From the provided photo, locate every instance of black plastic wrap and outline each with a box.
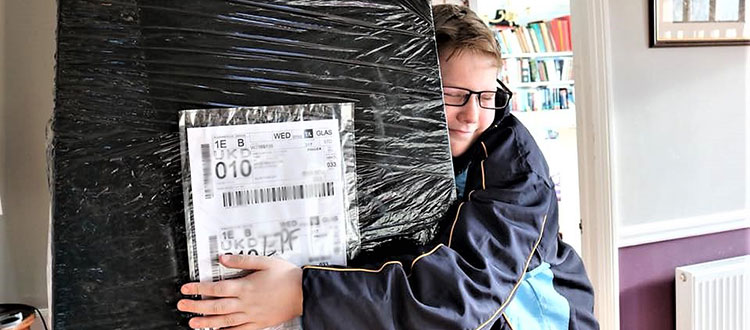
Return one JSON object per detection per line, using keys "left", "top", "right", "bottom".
{"left": 51, "top": 1, "right": 454, "bottom": 329}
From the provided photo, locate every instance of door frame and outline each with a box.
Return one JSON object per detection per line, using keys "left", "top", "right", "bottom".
{"left": 570, "top": 0, "right": 620, "bottom": 329}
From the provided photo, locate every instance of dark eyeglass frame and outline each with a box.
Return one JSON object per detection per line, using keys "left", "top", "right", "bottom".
{"left": 442, "top": 79, "right": 513, "bottom": 110}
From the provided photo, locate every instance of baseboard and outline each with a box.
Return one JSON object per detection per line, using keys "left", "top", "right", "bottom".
{"left": 618, "top": 209, "right": 750, "bottom": 247}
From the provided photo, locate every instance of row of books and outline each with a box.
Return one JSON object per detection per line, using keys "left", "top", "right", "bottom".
{"left": 502, "top": 57, "right": 573, "bottom": 84}
{"left": 494, "top": 16, "right": 572, "bottom": 54}
{"left": 510, "top": 87, "right": 574, "bottom": 112}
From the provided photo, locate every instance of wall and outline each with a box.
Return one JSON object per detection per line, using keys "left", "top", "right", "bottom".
{"left": 0, "top": 0, "right": 15, "bottom": 303}
{"left": 474, "top": 0, "right": 569, "bottom": 24}
{"left": 608, "top": 0, "right": 750, "bottom": 329}
{"left": 619, "top": 229, "right": 750, "bottom": 330}
{"left": 0, "top": 0, "right": 57, "bottom": 308}
{"left": 609, "top": 0, "right": 748, "bottom": 229}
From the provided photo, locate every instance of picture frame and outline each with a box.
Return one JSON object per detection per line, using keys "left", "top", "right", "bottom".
{"left": 650, "top": 0, "right": 750, "bottom": 47}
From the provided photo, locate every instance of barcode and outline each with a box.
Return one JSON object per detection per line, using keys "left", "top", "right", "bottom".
{"left": 209, "top": 235, "right": 221, "bottom": 282}
{"left": 201, "top": 144, "right": 213, "bottom": 199}
{"left": 188, "top": 219, "right": 199, "bottom": 280}
{"left": 222, "top": 182, "right": 335, "bottom": 208}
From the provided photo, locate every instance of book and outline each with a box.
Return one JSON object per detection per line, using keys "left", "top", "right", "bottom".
{"left": 494, "top": 29, "right": 509, "bottom": 54}
{"left": 527, "top": 91, "right": 535, "bottom": 111}
{"left": 563, "top": 58, "right": 574, "bottom": 80}
{"left": 533, "top": 88, "right": 545, "bottom": 111}
{"left": 516, "top": 28, "right": 531, "bottom": 53}
{"left": 529, "top": 59, "right": 539, "bottom": 82}
{"left": 491, "top": 15, "right": 575, "bottom": 113}
{"left": 529, "top": 23, "right": 547, "bottom": 53}
{"left": 502, "top": 57, "right": 573, "bottom": 86}
{"left": 554, "top": 59, "right": 564, "bottom": 81}
{"left": 536, "top": 59, "right": 548, "bottom": 81}
{"left": 554, "top": 19, "right": 566, "bottom": 51}
{"left": 544, "top": 21, "right": 557, "bottom": 52}
{"left": 553, "top": 86, "right": 560, "bottom": 109}
{"left": 539, "top": 22, "right": 555, "bottom": 52}
{"left": 510, "top": 87, "right": 575, "bottom": 112}
{"left": 548, "top": 18, "right": 563, "bottom": 52}
{"left": 521, "top": 59, "right": 531, "bottom": 83}
{"left": 560, "top": 16, "right": 572, "bottom": 51}
{"left": 544, "top": 59, "right": 557, "bottom": 81}
{"left": 506, "top": 29, "right": 522, "bottom": 54}
{"left": 522, "top": 26, "right": 537, "bottom": 53}
{"left": 528, "top": 23, "right": 543, "bottom": 52}
{"left": 559, "top": 88, "right": 569, "bottom": 109}
{"left": 494, "top": 16, "right": 572, "bottom": 55}
{"left": 501, "top": 58, "right": 520, "bottom": 86}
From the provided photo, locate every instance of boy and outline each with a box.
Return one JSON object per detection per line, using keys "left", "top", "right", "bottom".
{"left": 178, "top": 5, "right": 598, "bottom": 329}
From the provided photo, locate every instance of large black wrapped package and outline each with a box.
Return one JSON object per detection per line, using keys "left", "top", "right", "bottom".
{"left": 51, "top": 1, "right": 454, "bottom": 329}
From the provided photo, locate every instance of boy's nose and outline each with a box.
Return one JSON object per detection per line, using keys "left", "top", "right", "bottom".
{"left": 457, "top": 95, "right": 481, "bottom": 123}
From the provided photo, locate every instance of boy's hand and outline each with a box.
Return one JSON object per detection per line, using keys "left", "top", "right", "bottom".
{"left": 178, "top": 255, "right": 303, "bottom": 330}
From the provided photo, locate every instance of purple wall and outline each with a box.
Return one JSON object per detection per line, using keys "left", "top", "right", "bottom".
{"left": 619, "top": 228, "right": 750, "bottom": 330}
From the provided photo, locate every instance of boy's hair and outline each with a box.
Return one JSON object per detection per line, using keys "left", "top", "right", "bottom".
{"left": 432, "top": 4, "right": 502, "bottom": 66}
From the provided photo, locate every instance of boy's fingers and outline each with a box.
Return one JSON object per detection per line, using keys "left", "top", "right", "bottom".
{"left": 188, "top": 312, "right": 251, "bottom": 329}
{"left": 220, "top": 254, "right": 273, "bottom": 270}
{"left": 181, "top": 279, "right": 242, "bottom": 297}
{"left": 177, "top": 297, "right": 242, "bottom": 315}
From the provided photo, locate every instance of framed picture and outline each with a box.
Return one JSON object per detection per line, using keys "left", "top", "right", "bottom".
{"left": 650, "top": 0, "right": 750, "bottom": 47}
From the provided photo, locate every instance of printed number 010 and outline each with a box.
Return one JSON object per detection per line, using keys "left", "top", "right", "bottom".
{"left": 215, "top": 160, "right": 252, "bottom": 179}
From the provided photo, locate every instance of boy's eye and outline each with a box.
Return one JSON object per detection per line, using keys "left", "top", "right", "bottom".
{"left": 443, "top": 88, "right": 468, "bottom": 97}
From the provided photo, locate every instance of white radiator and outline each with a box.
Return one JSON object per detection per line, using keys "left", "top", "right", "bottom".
{"left": 675, "top": 255, "right": 750, "bottom": 330}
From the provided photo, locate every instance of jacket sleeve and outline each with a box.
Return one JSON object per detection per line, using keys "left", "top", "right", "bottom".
{"left": 301, "top": 163, "right": 554, "bottom": 330}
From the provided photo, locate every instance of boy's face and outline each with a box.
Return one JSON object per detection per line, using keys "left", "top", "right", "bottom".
{"left": 439, "top": 50, "right": 499, "bottom": 157}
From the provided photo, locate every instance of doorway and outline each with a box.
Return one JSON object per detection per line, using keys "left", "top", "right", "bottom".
{"left": 471, "top": 0, "right": 583, "bottom": 254}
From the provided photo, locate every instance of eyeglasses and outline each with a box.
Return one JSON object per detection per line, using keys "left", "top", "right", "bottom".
{"left": 442, "top": 80, "right": 513, "bottom": 110}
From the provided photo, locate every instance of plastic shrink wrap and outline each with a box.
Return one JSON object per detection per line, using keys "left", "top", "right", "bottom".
{"left": 50, "top": 1, "right": 454, "bottom": 329}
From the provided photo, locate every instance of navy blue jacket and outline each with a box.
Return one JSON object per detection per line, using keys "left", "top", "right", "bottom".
{"left": 301, "top": 106, "right": 599, "bottom": 329}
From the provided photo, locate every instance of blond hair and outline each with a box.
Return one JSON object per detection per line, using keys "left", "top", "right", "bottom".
{"left": 432, "top": 4, "right": 503, "bottom": 66}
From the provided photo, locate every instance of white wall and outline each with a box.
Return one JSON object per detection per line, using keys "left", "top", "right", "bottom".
{"left": 609, "top": 0, "right": 749, "bottom": 236}
{"left": 0, "top": 0, "right": 56, "bottom": 308}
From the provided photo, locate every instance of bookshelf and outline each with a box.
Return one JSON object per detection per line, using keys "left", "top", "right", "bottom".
{"left": 492, "top": 17, "right": 575, "bottom": 114}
